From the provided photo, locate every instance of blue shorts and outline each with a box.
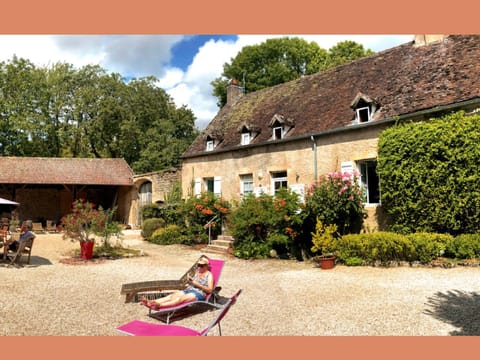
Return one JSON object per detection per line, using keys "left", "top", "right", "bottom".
{"left": 183, "top": 289, "right": 206, "bottom": 301}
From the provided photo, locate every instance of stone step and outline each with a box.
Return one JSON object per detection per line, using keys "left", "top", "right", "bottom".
{"left": 216, "top": 234, "right": 234, "bottom": 241}
{"left": 210, "top": 239, "right": 232, "bottom": 247}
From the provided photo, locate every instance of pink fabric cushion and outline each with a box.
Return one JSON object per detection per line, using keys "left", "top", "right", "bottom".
{"left": 116, "top": 320, "right": 201, "bottom": 336}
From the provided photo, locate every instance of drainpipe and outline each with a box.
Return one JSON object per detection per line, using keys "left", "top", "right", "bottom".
{"left": 311, "top": 135, "right": 318, "bottom": 182}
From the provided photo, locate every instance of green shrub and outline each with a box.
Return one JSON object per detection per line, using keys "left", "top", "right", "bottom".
{"left": 232, "top": 241, "right": 270, "bottom": 259}
{"left": 406, "top": 233, "right": 451, "bottom": 264}
{"left": 344, "top": 256, "right": 364, "bottom": 266}
{"left": 228, "top": 189, "right": 305, "bottom": 259}
{"left": 445, "top": 233, "right": 480, "bottom": 259}
{"left": 141, "top": 204, "right": 161, "bottom": 220}
{"left": 141, "top": 218, "right": 166, "bottom": 239}
{"left": 150, "top": 224, "right": 189, "bottom": 245}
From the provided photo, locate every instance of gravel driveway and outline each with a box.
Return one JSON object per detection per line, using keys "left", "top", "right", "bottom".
{"left": 1, "top": 230, "right": 480, "bottom": 336}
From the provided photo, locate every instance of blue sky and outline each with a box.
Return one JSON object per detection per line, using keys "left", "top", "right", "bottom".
{"left": 0, "top": 34, "right": 413, "bottom": 129}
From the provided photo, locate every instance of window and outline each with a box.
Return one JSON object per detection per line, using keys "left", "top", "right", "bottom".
{"left": 240, "top": 174, "right": 254, "bottom": 195}
{"left": 241, "top": 132, "right": 251, "bottom": 145}
{"left": 271, "top": 171, "right": 288, "bottom": 195}
{"left": 273, "top": 126, "right": 283, "bottom": 140}
{"left": 204, "top": 176, "right": 221, "bottom": 196}
{"left": 204, "top": 177, "right": 214, "bottom": 193}
{"left": 206, "top": 140, "right": 214, "bottom": 151}
{"left": 356, "top": 106, "right": 371, "bottom": 123}
{"left": 358, "top": 160, "right": 380, "bottom": 204}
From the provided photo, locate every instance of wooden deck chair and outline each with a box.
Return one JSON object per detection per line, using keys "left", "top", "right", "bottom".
{"left": 45, "top": 220, "right": 57, "bottom": 233}
{"left": 144, "top": 257, "right": 225, "bottom": 324}
{"left": 7, "top": 234, "right": 35, "bottom": 266}
{"left": 120, "top": 255, "right": 211, "bottom": 303}
{"left": 116, "top": 289, "right": 242, "bottom": 336}
{"left": 32, "top": 222, "right": 44, "bottom": 233}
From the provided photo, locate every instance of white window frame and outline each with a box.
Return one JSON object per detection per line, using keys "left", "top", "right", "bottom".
{"left": 356, "top": 106, "right": 371, "bottom": 123}
{"left": 357, "top": 160, "right": 380, "bottom": 205}
{"left": 273, "top": 126, "right": 283, "bottom": 140}
{"left": 271, "top": 171, "right": 288, "bottom": 195}
{"left": 240, "top": 174, "right": 254, "bottom": 195}
{"left": 213, "top": 176, "right": 222, "bottom": 197}
{"left": 194, "top": 178, "right": 202, "bottom": 196}
{"left": 206, "top": 140, "right": 214, "bottom": 151}
{"left": 241, "top": 132, "right": 251, "bottom": 145}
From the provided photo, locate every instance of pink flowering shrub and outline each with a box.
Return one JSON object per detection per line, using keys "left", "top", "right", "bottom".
{"left": 61, "top": 199, "right": 107, "bottom": 243}
{"left": 304, "top": 171, "right": 366, "bottom": 235}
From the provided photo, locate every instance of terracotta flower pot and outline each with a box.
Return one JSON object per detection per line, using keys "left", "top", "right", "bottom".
{"left": 315, "top": 255, "right": 336, "bottom": 270}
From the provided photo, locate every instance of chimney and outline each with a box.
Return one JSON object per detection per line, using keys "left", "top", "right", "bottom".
{"left": 414, "top": 35, "right": 446, "bottom": 47}
{"left": 226, "top": 78, "right": 244, "bottom": 106}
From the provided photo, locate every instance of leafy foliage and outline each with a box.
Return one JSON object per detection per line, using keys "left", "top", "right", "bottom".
{"left": 377, "top": 111, "right": 480, "bottom": 235}
{"left": 141, "top": 218, "right": 166, "bottom": 239}
{"left": 212, "top": 37, "right": 374, "bottom": 107}
{"left": 61, "top": 199, "right": 114, "bottom": 243}
{"left": 150, "top": 224, "right": 190, "bottom": 245}
{"left": 183, "top": 192, "right": 230, "bottom": 242}
{"left": 310, "top": 219, "right": 338, "bottom": 256}
{"left": 228, "top": 189, "right": 305, "bottom": 259}
{"left": 0, "top": 57, "right": 199, "bottom": 173}
{"left": 304, "top": 171, "right": 367, "bottom": 236}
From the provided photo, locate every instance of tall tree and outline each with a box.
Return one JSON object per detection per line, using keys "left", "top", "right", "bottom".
{"left": 0, "top": 57, "right": 199, "bottom": 174}
{"left": 211, "top": 37, "right": 374, "bottom": 108}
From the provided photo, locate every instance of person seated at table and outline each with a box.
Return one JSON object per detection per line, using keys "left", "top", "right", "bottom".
{"left": 2, "top": 221, "right": 34, "bottom": 255}
{"left": 140, "top": 257, "right": 214, "bottom": 309}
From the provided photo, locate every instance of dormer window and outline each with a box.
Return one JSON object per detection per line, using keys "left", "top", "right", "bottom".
{"left": 350, "top": 92, "right": 380, "bottom": 124}
{"left": 269, "top": 114, "right": 295, "bottom": 140}
{"left": 237, "top": 123, "right": 260, "bottom": 145}
{"left": 203, "top": 130, "right": 224, "bottom": 152}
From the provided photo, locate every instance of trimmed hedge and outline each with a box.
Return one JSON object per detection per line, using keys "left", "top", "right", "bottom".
{"left": 377, "top": 111, "right": 480, "bottom": 235}
{"left": 334, "top": 231, "right": 480, "bottom": 266}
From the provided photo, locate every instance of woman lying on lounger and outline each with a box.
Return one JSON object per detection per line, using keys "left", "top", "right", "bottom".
{"left": 141, "top": 257, "right": 214, "bottom": 309}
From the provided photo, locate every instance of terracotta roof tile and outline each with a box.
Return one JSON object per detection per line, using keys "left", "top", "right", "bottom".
{"left": 183, "top": 35, "right": 480, "bottom": 157}
{"left": 0, "top": 157, "right": 134, "bottom": 185}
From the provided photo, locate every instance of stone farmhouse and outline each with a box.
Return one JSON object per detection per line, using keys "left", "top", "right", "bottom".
{"left": 180, "top": 35, "right": 480, "bottom": 230}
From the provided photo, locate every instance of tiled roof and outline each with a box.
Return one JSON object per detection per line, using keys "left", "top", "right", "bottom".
{"left": 183, "top": 35, "right": 480, "bottom": 157}
{"left": 0, "top": 157, "right": 134, "bottom": 186}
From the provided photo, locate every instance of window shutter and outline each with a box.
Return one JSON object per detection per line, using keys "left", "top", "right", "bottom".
{"left": 194, "top": 178, "right": 201, "bottom": 196}
{"left": 213, "top": 176, "right": 222, "bottom": 196}
{"left": 341, "top": 161, "right": 354, "bottom": 177}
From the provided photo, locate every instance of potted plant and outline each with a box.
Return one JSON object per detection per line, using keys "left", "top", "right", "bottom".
{"left": 61, "top": 199, "right": 108, "bottom": 260}
{"left": 311, "top": 218, "right": 338, "bottom": 270}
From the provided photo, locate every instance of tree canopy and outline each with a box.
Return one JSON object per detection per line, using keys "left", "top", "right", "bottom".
{"left": 211, "top": 37, "right": 374, "bottom": 107}
{"left": 0, "top": 56, "right": 199, "bottom": 173}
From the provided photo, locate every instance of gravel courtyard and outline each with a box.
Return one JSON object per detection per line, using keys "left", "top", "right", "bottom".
{"left": 1, "top": 230, "right": 480, "bottom": 336}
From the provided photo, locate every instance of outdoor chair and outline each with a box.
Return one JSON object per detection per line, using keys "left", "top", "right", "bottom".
{"left": 32, "top": 222, "right": 44, "bottom": 233}
{"left": 45, "top": 220, "right": 57, "bottom": 232}
{"left": 120, "top": 255, "right": 214, "bottom": 303}
{"left": 143, "top": 257, "right": 225, "bottom": 323}
{"left": 6, "top": 233, "right": 35, "bottom": 266}
{"left": 116, "top": 289, "right": 242, "bottom": 336}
